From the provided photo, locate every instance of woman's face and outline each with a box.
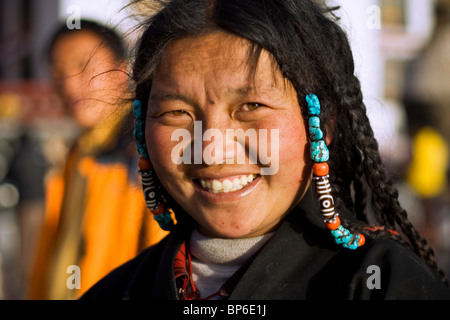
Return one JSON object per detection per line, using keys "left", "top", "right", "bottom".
{"left": 146, "top": 32, "right": 311, "bottom": 238}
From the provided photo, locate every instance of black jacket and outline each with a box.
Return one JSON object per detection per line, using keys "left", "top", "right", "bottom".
{"left": 81, "top": 188, "right": 450, "bottom": 300}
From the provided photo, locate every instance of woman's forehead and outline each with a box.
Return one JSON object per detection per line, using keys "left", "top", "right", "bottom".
{"left": 153, "top": 32, "right": 287, "bottom": 93}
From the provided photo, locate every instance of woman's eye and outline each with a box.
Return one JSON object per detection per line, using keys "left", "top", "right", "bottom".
{"left": 166, "top": 110, "right": 189, "bottom": 117}
{"left": 241, "top": 103, "right": 264, "bottom": 111}
{"left": 151, "top": 109, "right": 192, "bottom": 125}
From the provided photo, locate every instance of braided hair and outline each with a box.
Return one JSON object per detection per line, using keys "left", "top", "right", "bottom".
{"left": 129, "top": 0, "right": 447, "bottom": 284}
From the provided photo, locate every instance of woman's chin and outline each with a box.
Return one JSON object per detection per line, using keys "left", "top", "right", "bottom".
{"left": 196, "top": 218, "right": 272, "bottom": 239}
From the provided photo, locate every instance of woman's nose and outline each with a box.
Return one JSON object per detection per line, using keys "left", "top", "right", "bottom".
{"left": 203, "top": 132, "right": 246, "bottom": 165}
{"left": 196, "top": 121, "right": 246, "bottom": 166}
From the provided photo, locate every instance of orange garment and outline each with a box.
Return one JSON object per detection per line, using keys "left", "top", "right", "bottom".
{"left": 28, "top": 109, "right": 168, "bottom": 300}
{"left": 78, "top": 158, "right": 167, "bottom": 291}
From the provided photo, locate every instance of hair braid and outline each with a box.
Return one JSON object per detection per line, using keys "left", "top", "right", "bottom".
{"left": 334, "top": 76, "right": 447, "bottom": 284}
{"left": 351, "top": 153, "right": 370, "bottom": 222}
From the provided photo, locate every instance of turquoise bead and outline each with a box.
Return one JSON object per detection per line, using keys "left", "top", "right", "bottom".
{"left": 311, "top": 140, "right": 329, "bottom": 162}
{"left": 309, "top": 116, "right": 323, "bottom": 140}
{"left": 133, "top": 99, "right": 150, "bottom": 159}
{"left": 154, "top": 210, "right": 174, "bottom": 231}
{"left": 309, "top": 116, "right": 320, "bottom": 128}
{"left": 306, "top": 94, "right": 321, "bottom": 115}
{"left": 133, "top": 100, "right": 143, "bottom": 117}
{"left": 330, "top": 225, "right": 361, "bottom": 250}
{"left": 331, "top": 225, "right": 352, "bottom": 244}
{"left": 343, "top": 234, "right": 361, "bottom": 250}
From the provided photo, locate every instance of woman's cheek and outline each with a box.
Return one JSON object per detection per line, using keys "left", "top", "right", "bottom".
{"left": 282, "top": 123, "right": 307, "bottom": 159}
{"left": 277, "top": 120, "right": 310, "bottom": 184}
{"left": 270, "top": 117, "right": 307, "bottom": 159}
{"left": 145, "top": 123, "right": 178, "bottom": 168}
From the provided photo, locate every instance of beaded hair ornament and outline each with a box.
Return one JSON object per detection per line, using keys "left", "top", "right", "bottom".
{"left": 133, "top": 99, "right": 174, "bottom": 231}
{"left": 306, "top": 94, "right": 365, "bottom": 250}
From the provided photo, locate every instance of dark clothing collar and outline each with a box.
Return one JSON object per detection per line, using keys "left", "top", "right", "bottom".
{"left": 81, "top": 186, "right": 450, "bottom": 300}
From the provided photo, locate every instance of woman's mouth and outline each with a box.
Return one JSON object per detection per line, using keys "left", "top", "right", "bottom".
{"left": 196, "top": 174, "right": 259, "bottom": 193}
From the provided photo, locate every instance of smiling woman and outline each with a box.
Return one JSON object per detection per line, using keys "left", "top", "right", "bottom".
{"left": 144, "top": 32, "right": 307, "bottom": 239}
{"left": 80, "top": 0, "right": 450, "bottom": 300}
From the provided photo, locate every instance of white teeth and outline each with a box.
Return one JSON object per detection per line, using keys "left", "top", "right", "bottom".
{"left": 232, "top": 178, "right": 241, "bottom": 190}
{"left": 199, "top": 174, "right": 258, "bottom": 193}
{"left": 222, "top": 180, "right": 232, "bottom": 193}
{"left": 212, "top": 180, "right": 222, "bottom": 192}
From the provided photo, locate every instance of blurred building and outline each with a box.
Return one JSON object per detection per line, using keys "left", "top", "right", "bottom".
{"left": 0, "top": 0, "right": 60, "bottom": 299}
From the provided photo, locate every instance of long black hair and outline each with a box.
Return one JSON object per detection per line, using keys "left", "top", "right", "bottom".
{"left": 130, "top": 0, "right": 447, "bottom": 284}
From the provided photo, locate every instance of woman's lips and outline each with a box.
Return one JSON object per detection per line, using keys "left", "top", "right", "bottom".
{"left": 198, "top": 174, "right": 258, "bottom": 193}
{"left": 193, "top": 174, "right": 261, "bottom": 200}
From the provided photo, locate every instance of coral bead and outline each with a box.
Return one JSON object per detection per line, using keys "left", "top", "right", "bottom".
{"left": 138, "top": 157, "right": 152, "bottom": 171}
{"left": 313, "top": 162, "right": 329, "bottom": 176}
{"left": 325, "top": 216, "right": 341, "bottom": 230}
{"left": 358, "top": 234, "right": 365, "bottom": 247}
{"left": 151, "top": 204, "right": 165, "bottom": 215}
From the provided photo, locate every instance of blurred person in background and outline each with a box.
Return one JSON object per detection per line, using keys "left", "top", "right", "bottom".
{"left": 28, "top": 19, "right": 167, "bottom": 300}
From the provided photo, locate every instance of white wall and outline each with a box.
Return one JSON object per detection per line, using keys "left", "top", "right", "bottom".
{"left": 58, "top": 0, "right": 136, "bottom": 34}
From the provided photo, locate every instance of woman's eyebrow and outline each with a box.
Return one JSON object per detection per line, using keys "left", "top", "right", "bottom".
{"left": 226, "top": 83, "right": 280, "bottom": 98}
{"left": 149, "top": 83, "right": 276, "bottom": 108}
{"left": 228, "top": 85, "right": 255, "bottom": 95}
{"left": 225, "top": 85, "right": 275, "bottom": 98}
{"left": 149, "top": 92, "right": 199, "bottom": 108}
{"left": 149, "top": 86, "right": 257, "bottom": 104}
